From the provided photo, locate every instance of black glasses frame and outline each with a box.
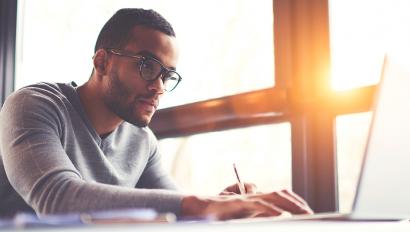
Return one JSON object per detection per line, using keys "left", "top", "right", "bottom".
{"left": 105, "top": 48, "right": 182, "bottom": 92}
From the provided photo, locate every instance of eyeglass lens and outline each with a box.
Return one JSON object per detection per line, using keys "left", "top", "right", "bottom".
{"left": 140, "top": 58, "right": 180, "bottom": 91}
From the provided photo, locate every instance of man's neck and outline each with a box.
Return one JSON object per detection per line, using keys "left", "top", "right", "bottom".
{"left": 77, "top": 81, "right": 123, "bottom": 137}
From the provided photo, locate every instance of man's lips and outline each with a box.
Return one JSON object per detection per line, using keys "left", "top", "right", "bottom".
{"left": 138, "top": 98, "right": 159, "bottom": 110}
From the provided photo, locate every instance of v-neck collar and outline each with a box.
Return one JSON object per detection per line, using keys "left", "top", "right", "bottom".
{"left": 63, "top": 82, "right": 103, "bottom": 145}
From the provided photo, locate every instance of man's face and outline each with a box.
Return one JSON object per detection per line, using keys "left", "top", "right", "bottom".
{"left": 102, "top": 26, "right": 179, "bottom": 127}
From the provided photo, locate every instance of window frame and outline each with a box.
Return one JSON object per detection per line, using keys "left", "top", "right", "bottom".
{"left": 0, "top": 0, "right": 17, "bottom": 107}
{"left": 150, "top": 0, "right": 376, "bottom": 212}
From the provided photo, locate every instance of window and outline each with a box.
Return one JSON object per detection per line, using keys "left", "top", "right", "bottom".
{"left": 329, "top": 0, "right": 410, "bottom": 90}
{"left": 329, "top": 0, "right": 410, "bottom": 211}
{"left": 15, "top": 0, "right": 274, "bottom": 108}
{"left": 159, "top": 123, "right": 292, "bottom": 195}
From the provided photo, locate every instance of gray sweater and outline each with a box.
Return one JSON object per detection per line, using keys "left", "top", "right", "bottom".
{"left": 0, "top": 82, "right": 184, "bottom": 217}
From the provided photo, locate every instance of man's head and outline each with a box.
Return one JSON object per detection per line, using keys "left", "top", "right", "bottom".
{"left": 94, "top": 8, "right": 175, "bottom": 53}
{"left": 92, "top": 8, "right": 180, "bottom": 127}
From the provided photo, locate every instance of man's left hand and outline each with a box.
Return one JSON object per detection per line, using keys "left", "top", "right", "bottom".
{"left": 220, "top": 182, "right": 258, "bottom": 195}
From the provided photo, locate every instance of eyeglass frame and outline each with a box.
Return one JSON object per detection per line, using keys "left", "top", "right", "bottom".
{"left": 104, "top": 48, "right": 182, "bottom": 92}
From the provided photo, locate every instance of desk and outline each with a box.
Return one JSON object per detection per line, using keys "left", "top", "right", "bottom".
{"left": 2, "top": 220, "right": 409, "bottom": 232}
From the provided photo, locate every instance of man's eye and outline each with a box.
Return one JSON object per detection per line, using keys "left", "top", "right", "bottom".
{"left": 167, "top": 76, "right": 178, "bottom": 81}
{"left": 143, "top": 60, "right": 162, "bottom": 73}
{"left": 141, "top": 61, "right": 154, "bottom": 70}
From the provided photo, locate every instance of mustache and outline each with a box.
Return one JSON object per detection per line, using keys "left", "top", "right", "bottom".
{"left": 137, "top": 92, "right": 160, "bottom": 108}
{"left": 140, "top": 92, "right": 157, "bottom": 99}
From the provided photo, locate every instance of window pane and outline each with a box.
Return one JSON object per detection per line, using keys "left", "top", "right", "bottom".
{"left": 159, "top": 123, "right": 291, "bottom": 195}
{"left": 336, "top": 112, "right": 372, "bottom": 212}
{"left": 329, "top": 0, "right": 410, "bottom": 90}
{"left": 15, "top": 0, "right": 274, "bottom": 108}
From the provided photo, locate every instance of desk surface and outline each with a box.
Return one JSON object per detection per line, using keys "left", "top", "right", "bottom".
{"left": 2, "top": 220, "right": 410, "bottom": 232}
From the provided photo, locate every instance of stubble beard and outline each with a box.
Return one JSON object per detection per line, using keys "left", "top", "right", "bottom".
{"left": 103, "top": 70, "right": 151, "bottom": 127}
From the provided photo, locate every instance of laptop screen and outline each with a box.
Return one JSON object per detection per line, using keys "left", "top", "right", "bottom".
{"left": 353, "top": 56, "right": 410, "bottom": 219}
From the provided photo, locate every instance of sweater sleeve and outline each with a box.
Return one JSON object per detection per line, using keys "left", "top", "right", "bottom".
{"left": 0, "top": 89, "right": 184, "bottom": 216}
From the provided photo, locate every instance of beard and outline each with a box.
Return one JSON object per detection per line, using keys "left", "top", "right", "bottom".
{"left": 103, "top": 69, "right": 153, "bottom": 127}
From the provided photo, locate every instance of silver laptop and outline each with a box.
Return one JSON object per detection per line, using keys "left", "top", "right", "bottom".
{"left": 346, "top": 55, "right": 410, "bottom": 220}
{"left": 232, "top": 56, "right": 410, "bottom": 223}
{"left": 295, "top": 55, "right": 410, "bottom": 221}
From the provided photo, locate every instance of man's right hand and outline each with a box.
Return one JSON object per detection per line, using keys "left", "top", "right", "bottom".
{"left": 181, "top": 189, "right": 313, "bottom": 221}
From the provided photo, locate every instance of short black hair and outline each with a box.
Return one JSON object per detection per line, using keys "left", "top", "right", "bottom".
{"left": 94, "top": 8, "right": 175, "bottom": 53}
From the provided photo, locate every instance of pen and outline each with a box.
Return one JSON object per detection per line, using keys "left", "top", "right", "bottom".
{"left": 233, "top": 163, "right": 246, "bottom": 195}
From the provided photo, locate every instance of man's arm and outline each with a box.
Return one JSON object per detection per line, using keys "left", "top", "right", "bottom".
{"left": 0, "top": 90, "right": 183, "bottom": 216}
{"left": 0, "top": 89, "right": 313, "bottom": 220}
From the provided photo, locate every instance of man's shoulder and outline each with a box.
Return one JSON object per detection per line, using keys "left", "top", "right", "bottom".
{"left": 6, "top": 82, "right": 73, "bottom": 105}
{"left": 1, "top": 82, "right": 75, "bottom": 118}
{"left": 15, "top": 82, "right": 69, "bottom": 98}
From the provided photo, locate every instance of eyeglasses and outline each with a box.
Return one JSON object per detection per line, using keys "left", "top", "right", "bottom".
{"left": 105, "top": 48, "right": 182, "bottom": 92}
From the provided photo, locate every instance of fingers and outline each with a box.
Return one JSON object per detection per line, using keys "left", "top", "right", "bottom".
{"left": 220, "top": 182, "right": 258, "bottom": 195}
{"left": 247, "top": 199, "right": 284, "bottom": 217}
{"left": 220, "top": 183, "right": 238, "bottom": 194}
{"left": 272, "top": 190, "right": 312, "bottom": 214}
{"left": 244, "top": 183, "right": 258, "bottom": 194}
{"left": 250, "top": 190, "right": 313, "bottom": 215}
{"left": 217, "top": 198, "right": 284, "bottom": 220}
{"left": 219, "top": 191, "right": 236, "bottom": 196}
{"left": 280, "top": 189, "right": 314, "bottom": 214}
{"left": 219, "top": 185, "right": 313, "bottom": 217}
{"left": 182, "top": 195, "right": 291, "bottom": 221}
{"left": 252, "top": 210, "right": 292, "bottom": 219}
{"left": 242, "top": 200, "right": 285, "bottom": 219}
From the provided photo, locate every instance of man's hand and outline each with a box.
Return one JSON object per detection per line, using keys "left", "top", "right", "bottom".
{"left": 248, "top": 189, "right": 314, "bottom": 215}
{"left": 220, "top": 182, "right": 258, "bottom": 195}
{"left": 181, "top": 189, "right": 313, "bottom": 221}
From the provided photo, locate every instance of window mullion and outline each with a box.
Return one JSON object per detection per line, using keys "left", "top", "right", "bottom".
{"left": 274, "top": 0, "right": 336, "bottom": 212}
{"left": 0, "top": 0, "right": 17, "bottom": 107}
{"left": 151, "top": 88, "right": 287, "bottom": 139}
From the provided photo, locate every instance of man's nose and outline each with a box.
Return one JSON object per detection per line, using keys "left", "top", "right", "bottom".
{"left": 147, "top": 75, "right": 165, "bottom": 94}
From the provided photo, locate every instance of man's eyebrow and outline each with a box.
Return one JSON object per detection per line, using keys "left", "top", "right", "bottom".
{"left": 137, "top": 50, "right": 176, "bottom": 70}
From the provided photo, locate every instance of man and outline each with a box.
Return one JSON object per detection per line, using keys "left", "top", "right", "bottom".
{"left": 0, "top": 8, "right": 312, "bottom": 220}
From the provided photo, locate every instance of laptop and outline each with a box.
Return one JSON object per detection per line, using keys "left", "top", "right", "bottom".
{"left": 232, "top": 56, "right": 410, "bottom": 223}
{"left": 297, "top": 56, "right": 410, "bottom": 221}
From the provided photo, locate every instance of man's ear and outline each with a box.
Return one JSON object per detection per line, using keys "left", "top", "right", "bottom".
{"left": 93, "top": 49, "right": 109, "bottom": 76}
